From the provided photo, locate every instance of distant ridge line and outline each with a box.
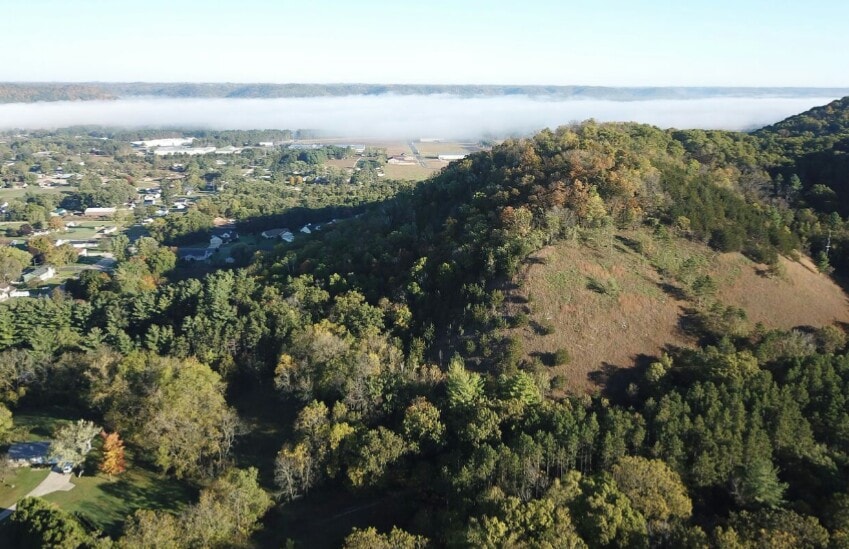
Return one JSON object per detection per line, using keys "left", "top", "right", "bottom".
{"left": 1, "top": 82, "right": 848, "bottom": 104}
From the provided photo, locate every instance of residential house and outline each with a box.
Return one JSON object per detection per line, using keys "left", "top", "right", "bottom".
{"left": 178, "top": 248, "right": 213, "bottom": 262}
{"left": 262, "top": 228, "right": 289, "bottom": 239}
{"left": 22, "top": 265, "right": 56, "bottom": 284}
{"left": 7, "top": 441, "right": 52, "bottom": 466}
{"left": 0, "top": 285, "right": 30, "bottom": 301}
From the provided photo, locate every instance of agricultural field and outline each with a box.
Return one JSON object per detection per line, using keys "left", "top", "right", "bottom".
{"left": 412, "top": 140, "right": 482, "bottom": 157}
{"left": 382, "top": 162, "right": 440, "bottom": 180}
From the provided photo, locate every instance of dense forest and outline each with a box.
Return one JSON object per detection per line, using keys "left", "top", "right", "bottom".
{"left": 2, "top": 82, "right": 849, "bottom": 103}
{"left": 1, "top": 99, "right": 849, "bottom": 547}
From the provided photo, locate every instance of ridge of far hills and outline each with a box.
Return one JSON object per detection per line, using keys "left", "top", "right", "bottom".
{"left": 1, "top": 82, "right": 849, "bottom": 103}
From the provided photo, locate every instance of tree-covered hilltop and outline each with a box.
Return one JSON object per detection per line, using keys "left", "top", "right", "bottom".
{"left": 0, "top": 83, "right": 116, "bottom": 103}
{"left": 2, "top": 82, "right": 849, "bottom": 102}
{"left": 755, "top": 96, "right": 849, "bottom": 213}
{"left": 757, "top": 96, "right": 849, "bottom": 139}
{"left": 2, "top": 103, "right": 849, "bottom": 546}
{"left": 753, "top": 96, "right": 849, "bottom": 270}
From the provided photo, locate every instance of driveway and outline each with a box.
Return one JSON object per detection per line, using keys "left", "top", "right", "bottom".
{"left": 0, "top": 470, "right": 76, "bottom": 521}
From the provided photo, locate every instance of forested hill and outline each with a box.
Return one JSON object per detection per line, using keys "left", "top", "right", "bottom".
{"left": 2, "top": 82, "right": 849, "bottom": 102}
{"left": 757, "top": 95, "right": 849, "bottom": 138}
{"left": 3, "top": 109, "right": 849, "bottom": 547}
{"left": 0, "top": 83, "right": 115, "bottom": 103}
{"left": 754, "top": 96, "right": 849, "bottom": 224}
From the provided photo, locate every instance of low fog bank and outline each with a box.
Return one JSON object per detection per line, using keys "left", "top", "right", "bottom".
{"left": 0, "top": 95, "right": 839, "bottom": 137}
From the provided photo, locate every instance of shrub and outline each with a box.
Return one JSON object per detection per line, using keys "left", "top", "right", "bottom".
{"left": 551, "top": 375, "right": 568, "bottom": 391}
{"left": 511, "top": 312, "right": 530, "bottom": 328}
{"left": 553, "top": 348, "right": 571, "bottom": 366}
{"left": 587, "top": 276, "right": 621, "bottom": 297}
{"left": 538, "top": 321, "right": 556, "bottom": 335}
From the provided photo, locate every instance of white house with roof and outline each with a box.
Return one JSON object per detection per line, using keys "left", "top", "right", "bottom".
{"left": 0, "top": 286, "right": 30, "bottom": 301}
{"left": 22, "top": 265, "right": 55, "bottom": 284}
{"left": 261, "top": 228, "right": 295, "bottom": 242}
{"left": 178, "top": 248, "right": 213, "bottom": 262}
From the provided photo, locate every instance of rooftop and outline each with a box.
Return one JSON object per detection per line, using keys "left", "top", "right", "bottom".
{"left": 8, "top": 441, "right": 50, "bottom": 461}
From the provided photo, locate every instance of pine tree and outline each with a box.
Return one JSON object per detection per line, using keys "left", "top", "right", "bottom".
{"left": 100, "top": 431, "right": 127, "bottom": 478}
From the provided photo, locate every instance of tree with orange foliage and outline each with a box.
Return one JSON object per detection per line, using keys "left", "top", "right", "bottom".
{"left": 99, "top": 431, "right": 127, "bottom": 478}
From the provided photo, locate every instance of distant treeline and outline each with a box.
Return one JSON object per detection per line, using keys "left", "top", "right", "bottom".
{"left": 3, "top": 82, "right": 849, "bottom": 103}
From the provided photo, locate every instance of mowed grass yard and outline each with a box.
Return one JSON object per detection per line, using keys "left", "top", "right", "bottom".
{"left": 2, "top": 408, "right": 195, "bottom": 538}
{"left": 0, "top": 186, "right": 71, "bottom": 201}
{"left": 0, "top": 468, "right": 50, "bottom": 510}
{"left": 43, "top": 461, "right": 195, "bottom": 537}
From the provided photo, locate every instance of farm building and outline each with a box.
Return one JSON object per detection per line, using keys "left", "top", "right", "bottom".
{"left": 131, "top": 138, "right": 194, "bottom": 148}
{"left": 438, "top": 154, "right": 467, "bottom": 161}
{"left": 84, "top": 207, "right": 116, "bottom": 216}
{"left": 153, "top": 146, "right": 217, "bottom": 156}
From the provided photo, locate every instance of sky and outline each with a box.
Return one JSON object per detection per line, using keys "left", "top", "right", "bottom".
{"left": 3, "top": 0, "right": 848, "bottom": 86}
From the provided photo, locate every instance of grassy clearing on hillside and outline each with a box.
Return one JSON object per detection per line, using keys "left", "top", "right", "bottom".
{"left": 506, "top": 229, "right": 697, "bottom": 394}
{"left": 717, "top": 253, "right": 849, "bottom": 329}
{"left": 505, "top": 228, "right": 849, "bottom": 394}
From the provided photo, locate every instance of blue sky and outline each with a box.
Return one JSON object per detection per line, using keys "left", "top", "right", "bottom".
{"left": 4, "top": 0, "right": 848, "bottom": 86}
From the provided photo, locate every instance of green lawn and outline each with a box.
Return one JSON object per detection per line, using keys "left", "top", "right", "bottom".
{"left": 43, "top": 464, "right": 195, "bottom": 537}
{"left": 9, "top": 408, "right": 196, "bottom": 537}
{"left": 0, "top": 186, "right": 70, "bottom": 200}
{"left": 0, "top": 468, "right": 50, "bottom": 509}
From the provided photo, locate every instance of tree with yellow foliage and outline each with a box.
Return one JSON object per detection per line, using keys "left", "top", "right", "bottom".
{"left": 100, "top": 431, "right": 127, "bottom": 478}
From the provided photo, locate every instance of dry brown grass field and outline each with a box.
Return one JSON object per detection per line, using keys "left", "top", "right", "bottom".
{"left": 383, "top": 163, "right": 440, "bottom": 180}
{"left": 504, "top": 229, "right": 849, "bottom": 394}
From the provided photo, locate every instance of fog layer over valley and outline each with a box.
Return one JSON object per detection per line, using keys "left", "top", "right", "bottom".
{"left": 0, "top": 94, "right": 839, "bottom": 136}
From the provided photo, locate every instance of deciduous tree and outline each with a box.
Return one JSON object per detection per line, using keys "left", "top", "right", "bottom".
{"left": 49, "top": 419, "right": 100, "bottom": 470}
{"left": 99, "top": 431, "right": 126, "bottom": 477}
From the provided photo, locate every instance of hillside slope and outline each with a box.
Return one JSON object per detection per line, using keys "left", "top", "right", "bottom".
{"left": 504, "top": 228, "right": 849, "bottom": 393}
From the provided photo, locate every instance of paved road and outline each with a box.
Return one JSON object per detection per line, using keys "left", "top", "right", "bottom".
{"left": 0, "top": 470, "right": 75, "bottom": 521}
{"left": 408, "top": 141, "right": 427, "bottom": 167}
